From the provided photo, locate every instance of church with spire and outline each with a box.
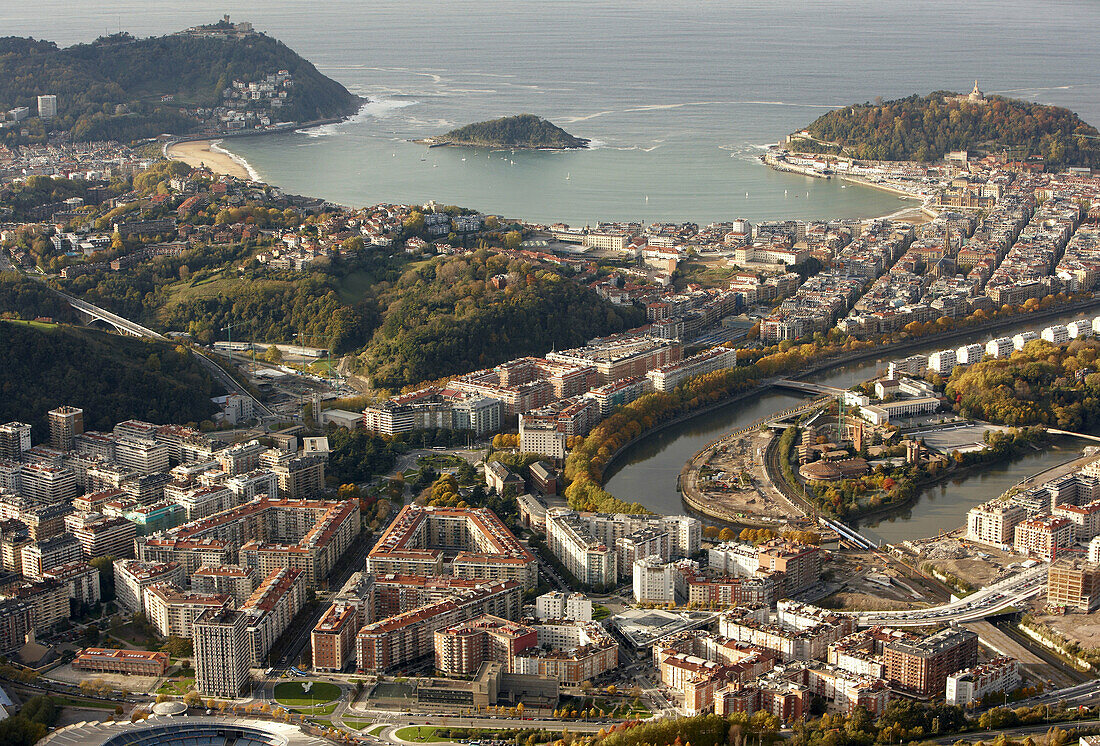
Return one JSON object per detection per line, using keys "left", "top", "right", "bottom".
{"left": 952, "top": 81, "right": 988, "bottom": 106}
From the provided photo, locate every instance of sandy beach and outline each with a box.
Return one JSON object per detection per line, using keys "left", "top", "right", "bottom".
{"left": 166, "top": 139, "right": 255, "bottom": 180}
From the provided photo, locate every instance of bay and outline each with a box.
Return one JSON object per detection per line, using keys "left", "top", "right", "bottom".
{"left": 4, "top": 0, "right": 1099, "bottom": 223}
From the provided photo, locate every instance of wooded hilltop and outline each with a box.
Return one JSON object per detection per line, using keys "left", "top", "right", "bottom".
{"left": 789, "top": 91, "right": 1100, "bottom": 167}
{"left": 0, "top": 21, "right": 360, "bottom": 144}
{"left": 426, "top": 114, "right": 589, "bottom": 149}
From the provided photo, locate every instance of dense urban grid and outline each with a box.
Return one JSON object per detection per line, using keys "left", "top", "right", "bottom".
{"left": 5, "top": 25, "right": 1100, "bottom": 746}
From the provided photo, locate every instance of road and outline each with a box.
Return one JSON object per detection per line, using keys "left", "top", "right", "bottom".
{"left": 931, "top": 717, "right": 1100, "bottom": 745}
{"left": 853, "top": 563, "right": 1048, "bottom": 627}
{"left": 192, "top": 350, "right": 275, "bottom": 419}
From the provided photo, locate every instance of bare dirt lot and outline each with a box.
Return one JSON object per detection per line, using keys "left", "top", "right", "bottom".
{"left": 1035, "top": 610, "right": 1100, "bottom": 650}
{"left": 693, "top": 432, "right": 803, "bottom": 522}
{"left": 45, "top": 662, "right": 160, "bottom": 694}
{"left": 906, "top": 536, "right": 1023, "bottom": 588}
{"left": 820, "top": 549, "right": 933, "bottom": 611}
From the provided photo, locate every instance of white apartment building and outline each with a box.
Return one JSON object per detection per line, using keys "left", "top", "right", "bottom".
{"left": 956, "top": 344, "right": 984, "bottom": 365}
{"left": 928, "top": 349, "right": 957, "bottom": 376}
{"left": 946, "top": 658, "right": 1020, "bottom": 706}
{"left": 1012, "top": 331, "right": 1039, "bottom": 351}
{"left": 21, "top": 534, "right": 83, "bottom": 580}
{"left": 967, "top": 501, "right": 1026, "bottom": 547}
{"left": 1067, "top": 319, "right": 1093, "bottom": 339}
{"left": 193, "top": 608, "right": 251, "bottom": 697}
{"left": 518, "top": 419, "right": 567, "bottom": 460}
{"left": 169, "top": 486, "right": 234, "bottom": 521}
{"left": 708, "top": 541, "right": 760, "bottom": 577}
{"left": 534, "top": 591, "right": 592, "bottom": 621}
{"left": 113, "top": 559, "right": 186, "bottom": 615}
{"left": 115, "top": 437, "right": 170, "bottom": 476}
{"left": 646, "top": 347, "right": 736, "bottom": 393}
{"left": 225, "top": 470, "right": 278, "bottom": 503}
{"left": 143, "top": 583, "right": 232, "bottom": 638}
{"left": 545, "top": 508, "right": 617, "bottom": 587}
{"left": 985, "top": 337, "right": 1014, "bottom": 359}
{"left": 1042, "top": 325, "right": 1070, "bottom": 345}
{"left": 633, "top": 556, "right": 675, "bottom": 603}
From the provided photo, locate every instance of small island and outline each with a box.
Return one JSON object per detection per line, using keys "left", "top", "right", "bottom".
{"left": 784, "top": 85, "right": 1100, "bottom": 167}
{"left": 420, "top": 114, "right": 589, "bottom": 149}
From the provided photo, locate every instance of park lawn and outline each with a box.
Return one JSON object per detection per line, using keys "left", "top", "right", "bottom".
{"left": 274, "top": 680, "right": 341, "bottom": 708}
{"left": 54, "top": 696, "right": 120, "bottom": 711}
{"left": 394, "top": 726, "right": 452, "bottom": 742}
{"left": 308, "top": 718, "right": 333, "bottom": 729}
{"left": 369, "top": 725, "right": 388, "bottom": 736}
{"left": 156, "top": 678, "right": 195, "bottom": 696}
{"left": 109, "top": 621, "right": 161, "bottom": 649}
{"left": 342, "top": 719, "right": 372, "bottom": 730}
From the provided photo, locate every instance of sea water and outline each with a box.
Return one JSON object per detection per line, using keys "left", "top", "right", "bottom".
{"left": 4, "top": 0, "right": 1100, "bottom": 223}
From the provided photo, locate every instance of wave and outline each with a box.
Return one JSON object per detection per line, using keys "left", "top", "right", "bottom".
{"left": 562, "top": 99, "right": 842, "bottom": 125}
{"left": 209, "top": 140, "right": 262, "bottom": 182}
{"left": 299, "top": 98, "right": 419, "bottom": 137}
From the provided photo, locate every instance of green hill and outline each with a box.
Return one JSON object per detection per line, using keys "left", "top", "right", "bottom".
{"left": 429, "top": 114, "right": 589, "bottom": 149}
{"left": 0, "top": 321, "right": 222, "bottom": 436}
{"left": 0, "top": 23, "right": 361, "bottom": 143}
{"left": 789, "top": 91, "right": 1100, "bottom": 166}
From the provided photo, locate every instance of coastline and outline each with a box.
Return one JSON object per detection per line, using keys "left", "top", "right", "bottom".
{"left": 166, "top": 139, "right": 258, "bottom": 181}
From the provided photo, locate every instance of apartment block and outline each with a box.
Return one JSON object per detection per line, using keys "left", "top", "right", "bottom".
{"left": 113, "top": 559, "right": 186, "bottom": 615}
{"left": 193, "top": 608, "right": 251, "bottom": 697}
{"left": 1014, "top": 516, "right": 1075, "bottom": 561}
{"left": 143, "top": 582, "right": 232, "bottom": 638}
{"left": 1047, "top": 558, "right": 1100, "bottom": 612}
{"left": 883, "top": 626, "right": 978, "bottom": 697}
{"left": 64, "top": 512, "right": 136, "bottom": 560}
{"left": 967, "top": 501, "right": 1026, "bottom": 547}
{"left": 240, "top": 567, "right": 307, "bottom": 665}
{"left": 946, "top": 657, "right": 1021, "bottom": 706}
{"left": 21, "top": 533, "right": 83, "bottom": 580}
{"left": 191, "top": 565, "right": 257, "bottom": 606}
{"left": 367, "top": 505, "right": 537, "bottom": 590}
{"left": 48, "top": 406, "right": 83, "bottom": 451}
{"left": 312, "top": 602, "right": 359, "bottom": 673}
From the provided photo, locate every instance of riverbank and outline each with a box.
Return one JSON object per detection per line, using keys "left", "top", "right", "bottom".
{"left": 600, "top": 298, "right": 1100, "bottom": 527}
{"left": 166, "top": 140, "right": 255, "bottom": 180}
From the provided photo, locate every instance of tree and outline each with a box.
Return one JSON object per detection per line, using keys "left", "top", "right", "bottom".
{"left": 504, "top": 230, "right": 523, "bottom": 249}
{"left": 264, "top": 345, "right": 283, "bottom": 363}
{"left": 717, "top": 527, "right": 735, "bottom": 541}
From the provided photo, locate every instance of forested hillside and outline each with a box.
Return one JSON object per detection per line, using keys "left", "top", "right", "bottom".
{"left": 0, "top": 273, "right": 76, "bottom": 322}
{"left": 0, "top": 321, "right": 221, "bottom": 435}
{"left": 0, "top": 25, "right": 359, "bottom": 142}
{"left": 357, "top": 251, "right": 644, "bottom": 389}
{"left": 793, "top": 92, "right": 1100, "bottom": 166}
{"left": 946, "top": 337, "right": 1100, "bottom": 429}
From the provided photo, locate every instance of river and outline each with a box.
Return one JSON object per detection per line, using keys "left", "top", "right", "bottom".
{"left": 603, "top": 308, "right": 1100, "bottom": 543}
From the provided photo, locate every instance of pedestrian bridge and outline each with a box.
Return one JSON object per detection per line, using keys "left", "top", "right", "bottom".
{"left": 773, "top": 379, "right": 848, "bottom": 397}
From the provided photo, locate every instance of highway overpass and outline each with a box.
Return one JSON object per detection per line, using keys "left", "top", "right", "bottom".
{"left": 852, "top": 564, "right": 1048, "bottom": 627}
